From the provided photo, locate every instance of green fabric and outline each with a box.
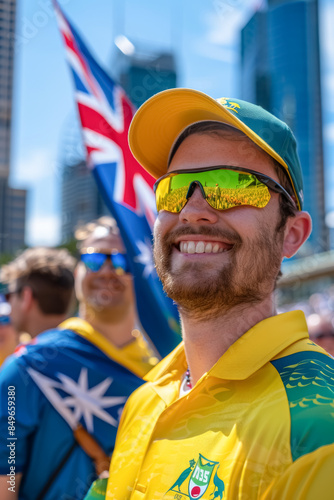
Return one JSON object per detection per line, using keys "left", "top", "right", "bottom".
{"left": 84, "top": 478, "right": 108, "bottom": 499}
{"left": 272, "top": 351, "right": 334, "bottom": 461}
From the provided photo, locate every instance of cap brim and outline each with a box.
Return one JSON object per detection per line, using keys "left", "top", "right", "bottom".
{"left": 129, "top": 88, "right": 292, "bottom": 182}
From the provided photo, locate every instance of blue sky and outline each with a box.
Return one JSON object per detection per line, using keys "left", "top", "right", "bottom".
{"left": 9, "top": 0, "right": 334, "bottom": 246}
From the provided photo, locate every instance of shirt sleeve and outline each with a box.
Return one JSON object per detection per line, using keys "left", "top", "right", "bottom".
{"left": 265, "top": 443, "right": 334, "bottom": 500}
{"left": 0, "top": 356, "right": 42, "bottom": 474}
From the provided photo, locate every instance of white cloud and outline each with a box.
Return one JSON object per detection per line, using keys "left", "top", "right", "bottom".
{"left": 325, "top": 211, "right": 334, "bottom": 229}
{"left": 205, "top": 10, "right": 245, "bottom": 46}
{"left": 204, "top": 0, "right": 260, "bottom": 47}
{"left": 323, "top": 74, "right": 334, "bottom": 113}
{"left": 14, "top": 149, "right": 57, "bottom": 185}
{"left": 324, "top": 122, "right": 334, "bottom": 142}
{"left": 324, "top": 74, "right": 334, "bottom": 93}
{"left": 26, "top": 214, "right": 61, "bottom": 247}
{"left": 320, "top": 1, "right": 334, "bottom": 66}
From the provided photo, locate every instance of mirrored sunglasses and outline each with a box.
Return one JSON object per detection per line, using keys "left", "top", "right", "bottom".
{"left": 153, "top": 165, "right": 296, "bottom": 213}
{"left": 4, "top": 288, "right": 22, "bottom": 302}
{"left": 80, "top": 251, "right": 131, "bottom": 275}
{"left": 0, "top": 315, "right": 11, "bottom": 325}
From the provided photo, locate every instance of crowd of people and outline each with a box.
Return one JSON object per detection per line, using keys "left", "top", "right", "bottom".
{"left": 1, "top": 89, "right": 334, "bottom": 499}
{"left": 280, "top": 287, "right": 334, "bottom": 356}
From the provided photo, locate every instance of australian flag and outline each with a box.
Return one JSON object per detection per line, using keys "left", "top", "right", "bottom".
{"left": 53, "top": 1, "right": 180, "bottom": 357}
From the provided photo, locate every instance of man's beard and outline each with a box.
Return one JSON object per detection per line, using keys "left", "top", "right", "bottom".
{"left": 86, "top": 277, "right": 129, "bottom": 317}
{"left": 154, "top": 223, "right": 284, "bottom": 321}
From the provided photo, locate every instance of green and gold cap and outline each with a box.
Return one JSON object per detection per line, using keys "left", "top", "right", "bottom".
{"left": 129, "top": 88, "right": 304, "bottom": 210}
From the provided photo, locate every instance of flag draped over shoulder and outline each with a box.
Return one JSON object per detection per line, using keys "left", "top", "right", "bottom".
{"left": 53, "top": 1, "right": 180, "bottom": 357}
{"left": 0, "top": 326, "right": 146, "bottom": 499}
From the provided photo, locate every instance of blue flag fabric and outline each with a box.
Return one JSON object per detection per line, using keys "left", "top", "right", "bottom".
{"left": 54, "top": 1, "right": 181, "bottom": 357}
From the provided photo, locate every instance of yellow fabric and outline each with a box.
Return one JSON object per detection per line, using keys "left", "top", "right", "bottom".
{"left": 265, "top": 444, "right": 334, "bottom": 499}
{"left": 120, "top": 332, "right": 159, "bottom": 374}
{"left": 59, "top": 317, "right": 157, "bottom": 378}
{"left": 106, "top": 311, "right": 334, "bottom": 499}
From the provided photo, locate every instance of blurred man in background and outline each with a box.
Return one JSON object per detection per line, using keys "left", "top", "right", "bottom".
{"left": 0, "top": 217, "right": 158, "bottom": 500}
{"left": 1, "top": 247, "right": 76, "bottom": 338}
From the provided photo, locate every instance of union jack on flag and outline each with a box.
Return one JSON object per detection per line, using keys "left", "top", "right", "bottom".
{"left": 54, "top": 1, "right": 180, "bottom": 356}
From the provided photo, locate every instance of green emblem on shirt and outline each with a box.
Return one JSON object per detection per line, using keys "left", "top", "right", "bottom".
{"left": 166, "top": 454, "right": 225, "bottom": 499}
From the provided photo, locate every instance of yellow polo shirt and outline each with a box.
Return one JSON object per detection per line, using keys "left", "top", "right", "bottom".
{"left": 105, "top": 311, "right": 334, "bottom": 499}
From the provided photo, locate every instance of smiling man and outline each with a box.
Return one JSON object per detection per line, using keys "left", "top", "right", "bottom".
{"left": 0, "top": 217, "right": 158, "bottom": 500}
{"left": 103, "top": 90, "right": 334, "bottom": 500}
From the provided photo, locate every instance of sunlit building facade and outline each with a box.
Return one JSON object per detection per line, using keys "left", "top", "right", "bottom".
{"left": 0, "top": 0, "right": 15, "bottom": 179}
{"left": 0, "top": 0, "right": 26, "bottom": 254}
{"left": 61, "top": 160, "right": 108, "bottom": 243}
{"left": 241, "top": 0, "right": 328, "bottom": 254}
{"left": 114, "top": 37, "right": 177, "bottom": 109}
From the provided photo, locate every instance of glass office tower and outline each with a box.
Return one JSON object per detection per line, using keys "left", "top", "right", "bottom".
{"left": 241, "top": 0, "right": 328, "bottom": 254}
{"left": 61, "top": 160, "right": 108, "bottom": 243}
{"left": 0, "top": 0, "right": 26, "bottom": 254}
{"left": 114, "top": 40, "right": 177, "bottom": 109}
{"left": 0, "top": 0, "right": 15, "bottom": 179}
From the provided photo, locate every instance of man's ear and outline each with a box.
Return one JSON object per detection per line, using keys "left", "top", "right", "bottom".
{"left": 20, "top": 286, "right": 34, "bottom": 312}
{"left": 282, "top": 211, "right": 312, "bottom": 259}
{"left": 74, "top": 262, "right": 86, "bottom": 302}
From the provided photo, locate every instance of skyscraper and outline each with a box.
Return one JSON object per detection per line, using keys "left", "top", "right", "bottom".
{"left": 114, "top": 36, "right": 177, "bottom": 109}
{"left": 61, "top": 160, "right": 108, "bottom": 243}
{"left": 0, "top": 0, "right": 26, "bottom": 254}
{"left": 0, "top": 0, "right": 15, "bottom": 179}
{"left": 241, "top": 0, "right": 328, "bottom": 254}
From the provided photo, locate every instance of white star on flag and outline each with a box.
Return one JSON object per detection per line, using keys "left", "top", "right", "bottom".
{"left": 27, "top": 367, "right": 127, "bottom": 433}
{"left": 134, "top": 239, "right": 155, "bottom": 277}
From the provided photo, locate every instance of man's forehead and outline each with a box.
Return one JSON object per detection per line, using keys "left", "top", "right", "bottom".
{"left": 83, "top": 233, "right": 125, "bottom": 252}
{"left": 167, "top": 130, "right": 279, "bottom": 179}
{"left": 170, "top": 127, "right": 271, "bottom": 158}
{"left": 8, "top": 280, "right": 19, "bottom": 293}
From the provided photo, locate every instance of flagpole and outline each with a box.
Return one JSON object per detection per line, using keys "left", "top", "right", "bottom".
{"left": 112, "top": 0, "right": 125, "bottom": 40}
{"left": 110, "top": 0, "right": 126, "bottom": 80}
{"left": 170, "top": 1, "right": 181, "bottom": 87}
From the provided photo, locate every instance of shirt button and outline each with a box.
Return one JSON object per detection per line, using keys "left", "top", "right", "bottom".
{"left": 135, "top": 483, "right": 147, "bottom": 493}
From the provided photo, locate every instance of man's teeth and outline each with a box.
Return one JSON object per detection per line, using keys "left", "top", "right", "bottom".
{"left": 179, "top": 241, "right": 228, "bottom": 254}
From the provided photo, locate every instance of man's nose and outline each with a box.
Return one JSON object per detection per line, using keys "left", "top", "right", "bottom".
{"left": 186, "top": 181, "right": 206, "bottom": 201}
{"left": 98, "top": 258, "right": 117, "bottom": 274}
{"left": 180, "top": 185, "right": 218, "bottom": 224}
